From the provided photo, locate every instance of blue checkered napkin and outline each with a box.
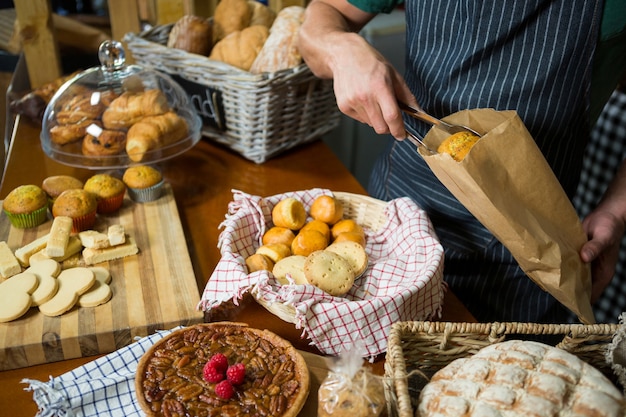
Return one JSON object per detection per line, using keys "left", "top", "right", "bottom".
{"left": 22, "top": 328, "right": 179, "bottom": 417}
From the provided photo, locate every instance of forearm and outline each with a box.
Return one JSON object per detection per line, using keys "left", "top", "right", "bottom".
{"left": 298, "top": 0, "right": 376, "bottom": 79}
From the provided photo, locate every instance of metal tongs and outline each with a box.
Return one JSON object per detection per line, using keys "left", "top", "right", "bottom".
{"left": 398, "top": 101, "right": 482, "bottom": 154}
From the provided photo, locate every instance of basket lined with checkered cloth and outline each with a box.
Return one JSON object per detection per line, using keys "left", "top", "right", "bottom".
{"left": 124, "top": 24, "right": 341, "bottom": 163}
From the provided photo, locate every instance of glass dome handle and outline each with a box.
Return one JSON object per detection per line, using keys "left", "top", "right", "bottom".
{"left": 98, "top": 40, "right": 126, "bottom": 72}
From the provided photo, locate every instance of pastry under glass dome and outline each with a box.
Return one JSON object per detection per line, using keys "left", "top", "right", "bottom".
{"left": 41, "top": 40, "right": 202, "bottom": 169}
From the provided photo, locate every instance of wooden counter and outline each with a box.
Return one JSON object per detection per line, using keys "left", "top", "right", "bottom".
{"left": 0, "top": 117, "right": 475, "bottom": 415}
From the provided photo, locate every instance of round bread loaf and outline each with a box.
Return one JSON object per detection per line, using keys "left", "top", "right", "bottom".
{"left": 291, "top": 229, "right": 328, "bottom": 257}
{"left": 167, "top": 15, "right": 213, "bottom": 56}
{"left": 256, "top": 243, "right": 291, "bottom": 263}
{"left": 418, "top": 340, "right": 625, "bottom": 417}
{"left": 272, "top": 197, "right": 307, "bottom": 230}
{"left": 303, "top": 250, "right": 355, "bottom": 296}
{"left": 262, "top": 226, "right": 296, "bottom": 247}
{"left": 300, "top": 219, "right": 331, "bottom": 244}
{"left": 245, "top": 253, "right": 274, "bottom": 273}
{"left": 310, "top": 195, "right": 344, "bottom": 225}
{"left": 333, "top": 231, "right": 366, "bottom": 247}
{"left": 437, "top": 131, "right": 480, "bottom": 161}
{"left": 331, "top": 219, "right": 364, "bottom": 241}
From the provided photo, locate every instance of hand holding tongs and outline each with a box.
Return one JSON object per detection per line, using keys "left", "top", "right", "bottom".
{"left": 398, "top": 100, "right": 482, "bottom": 154}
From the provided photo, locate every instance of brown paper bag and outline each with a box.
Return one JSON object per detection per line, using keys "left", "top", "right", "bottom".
{"left": 418, "top": 108, "right": 594, "bottom": 324}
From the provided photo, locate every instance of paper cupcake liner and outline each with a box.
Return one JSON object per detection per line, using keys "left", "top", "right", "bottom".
{"left": 67, "top": 210, "right": 97, "bottom": 233}
{"left": 96, "top": 192, "right": 125, "bottom": 214}
{"left": 4, "top": 205, "right": 48, "bottom": 229}
{"left": 126, "top": 180, "right": 164, "bottom": 203}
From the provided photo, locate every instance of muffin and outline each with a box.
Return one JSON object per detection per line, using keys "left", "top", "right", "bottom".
{"left": 122, "top": 165, "right": 164, "bottom": 202}
{"left": 52, "top": 189, "right": 98, "bottom": 232}
{"left": 41, "top": 175, "right": 84, "bottom": 207}
{"left": 83, "top": 173, "right": 126, "bottom": 214}
{"left": 2, "top": 184, "right": 49, "bottom": 228}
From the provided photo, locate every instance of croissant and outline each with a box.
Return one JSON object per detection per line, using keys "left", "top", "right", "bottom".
{"left": 50, "top": 119, "right": 101, "bottom": 145}
{"left": 102, "top": 89, "right": 170, "bottom": 129}
{"left": 126, "top": 111, "right": 188, "bottom": 162}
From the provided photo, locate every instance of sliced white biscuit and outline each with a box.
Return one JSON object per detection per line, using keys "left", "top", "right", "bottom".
{"left": 0, "top": 241, "right": 22, "bottom": 279}
{"left": 78, "top": 266, "right": 112, "bottom": 308}
{"left": 83, "top": 236, "right": 138, "bottom": 265}
{"left": 107, "top": 225, "right": 125, "bottom": 246}
{"left": 0, "top": 272, "right": 38, "bottom": 322}
{"left": 26, "top": 258, "right": 61, "bottom": 306}
{"left": 303, "top": 250, "right": 355, "bottom": 296}
{"left": 39, "top": 267, "right": 95, "bottom": 317}
{"left": 78, "top": 230, "right": 110, "bottom": 249}
{"left": 15, "top": 233, "right": 49, "bottom": 267}
{"left": 325, "top": 241, "right": 369, "bottom": 277}
{"left": 272, "top": 255, "right": 307, "bottom": 285}
{"left": 46, "top": 216, "right": 73, "bottom": 257}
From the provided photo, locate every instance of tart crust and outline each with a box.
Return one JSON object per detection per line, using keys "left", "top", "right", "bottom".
{"left": 135, "top": 322, "right": 310, "bottom": 417}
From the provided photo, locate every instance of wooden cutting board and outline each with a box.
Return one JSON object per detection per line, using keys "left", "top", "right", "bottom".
{"left": 0, "top": 183, "right": 204, "bottom": 371}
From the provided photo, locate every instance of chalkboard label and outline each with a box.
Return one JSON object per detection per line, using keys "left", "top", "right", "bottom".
{"left": 169, "top": 74, "right": 226, "bottom": 131}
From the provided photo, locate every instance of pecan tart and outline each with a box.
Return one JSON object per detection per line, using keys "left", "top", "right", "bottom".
{"left": 135, "top": 322, "right": 310, "bottom": 417}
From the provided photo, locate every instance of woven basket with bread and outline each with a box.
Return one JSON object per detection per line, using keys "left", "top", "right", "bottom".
{"left": 124, "top": 4, "right": 341, "bottom": 164}
{"left": 385, "top": 321, "right": 626, "bottom": 417}
{"left": 199, "top": 189, "right": 445, "bottom": 358}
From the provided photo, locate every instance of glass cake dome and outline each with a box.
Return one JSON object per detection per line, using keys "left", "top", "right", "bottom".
{"left": 41, "top": 40, "right": 202, "bottom": 169}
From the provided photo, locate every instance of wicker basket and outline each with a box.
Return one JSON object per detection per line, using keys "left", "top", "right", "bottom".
{"left": 257, "top": 191, "right": 390, "bottom": 322}
{"left": 385, "top": 320, "right": 622, "bottom": 417}
{"left": 123, "top": 25, "right": 341, "bottom": 164}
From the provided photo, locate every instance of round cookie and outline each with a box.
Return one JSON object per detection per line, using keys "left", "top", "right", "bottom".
{"left": 325, "top": 240, "right": 369, "bottom": 277}
{"left": 78, "top": 266, "right": 112, "bottom": 308}
{"left": 303, "top": 250, "right": 355, "bottom": 296}
{"left": 272, "top": 255, "right": 307, "bottom": 285}
{"left": 0, "top": 272, "right": 39, "bottom": 322}
{"left": 26, "top": 258, "right": 61, "bottom": 306}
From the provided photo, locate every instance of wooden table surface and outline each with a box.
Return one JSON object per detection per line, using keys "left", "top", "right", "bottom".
{"left": 0, "top": 117, "right": 475, "bottom": 415}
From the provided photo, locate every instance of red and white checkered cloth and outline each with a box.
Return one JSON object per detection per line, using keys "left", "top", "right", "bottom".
{"left": 198, "top": 189, "right": 445, "bottom": 358}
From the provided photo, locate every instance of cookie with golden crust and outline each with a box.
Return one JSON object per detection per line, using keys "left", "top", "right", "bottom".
{"left": 135, "top": 322, "right": 310, "bottom": 417}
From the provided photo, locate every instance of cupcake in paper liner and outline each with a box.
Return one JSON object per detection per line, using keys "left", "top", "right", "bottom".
{"left": 3, "top": 184, "right": 49, "bottom": 228}
{"left": 52, "top": 189, "right": 98, "bottom": 232}
{"left": 84, "top": 173, "right": 126, "bottom": 214}
{"left": 41, "top": 175, "right": 84, "bottom": 210}
{"left": 122, "top": 165, "right": 164, "bottom": 203}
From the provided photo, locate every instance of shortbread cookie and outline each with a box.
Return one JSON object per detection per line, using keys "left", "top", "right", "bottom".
{"left": 79, "top": 230, "right": 111, "bottom": 249}
{"left": 15, "top": 233, "right": 49, "bottom": 266}
{"left": 325, "top": 241, "right": 368, "bottom": 277}
{"left": 0, "top": 241, "right": 22, "bottom": 279}
{"left": 0, "top": 272, "right": 38, "bottom": 322}
{"left": 107, "top": 224, "right": 125, "bottom": 246}
{"left": 83, "top": 236, "right": 138, "bottom": 265}
{"left": 303, "top": 250, "right": 355, "bottom": 296}
{"left": 30, "top": 236, "right": 82, "bottom": 263}
{"left": 26, "top": 258, "right": 61, "bottom": 306}
{"left": 39, "top": 267, "right": 95, "bottom": 316}
{"left": 272, "top": 255, "right": 307, "bottom": 285}
{"left": 78, "top": 266, "right": 112, "bottom": 307}
{"left": 46, "top": 216, "right": 73, "bottom": 257}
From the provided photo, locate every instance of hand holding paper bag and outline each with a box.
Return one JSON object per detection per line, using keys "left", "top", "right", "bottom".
{"left": 419, "top": 108, "right": 594, "bottom": 324}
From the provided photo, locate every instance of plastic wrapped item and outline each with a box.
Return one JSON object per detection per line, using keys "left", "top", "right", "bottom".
{"left": 318, "top": 344, "right": 386, "bottom": 417}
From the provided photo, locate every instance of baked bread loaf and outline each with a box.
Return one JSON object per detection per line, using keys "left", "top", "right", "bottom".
{"left": 300, "top": 219, "right": 331, "bottom": 244}
{"left": 310, "top": 195, "right": 344, "bottom": 225}
{"left": 209, "top": 25, "right": 269, "bottom": 71}
{"left": 102, "top": 89, "right": 170, "bottom": 130}
{"left": 272, "top": 197, "right": 307, "bottom": 230}
{"left": 49, "top": 119, "right": 100, "bottom": 145}
{"left": 249, "top": 6, "right": 305, "bottom": 74}
{"left": 248, "top": 0, "right": 276, "bottom": 28}
{"left": 262, "top": 226, "right": 296, "bottom": 247}
{"left": 418, "top": 340, "right": 625, "bottom": 417}
{"left": 212, "top": 0, "right": 252, "bottom": 42}
{"left": 437, "top": 131, "right": 480, "bottom": 161}
{"left": 245, "top": 253, "right": 274, "bottom": 272}
{"left": 167, "top": 15, "right": 213, "bottom": 56}
{"left": 291, "top": 229, "right": 328, "bottom": 257}
{"left": 256, "top": 242, "right": 291, "bottom": 263}
{"left": 126, "top": 111, "right": 189, "bottom": 162}
{"left": 55, "top": 93, "right": 107, "bottom": 124}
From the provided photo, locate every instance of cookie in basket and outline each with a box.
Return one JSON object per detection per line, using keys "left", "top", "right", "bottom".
{"left": 135, "top": 322, "right": 310, "bottom": 417}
